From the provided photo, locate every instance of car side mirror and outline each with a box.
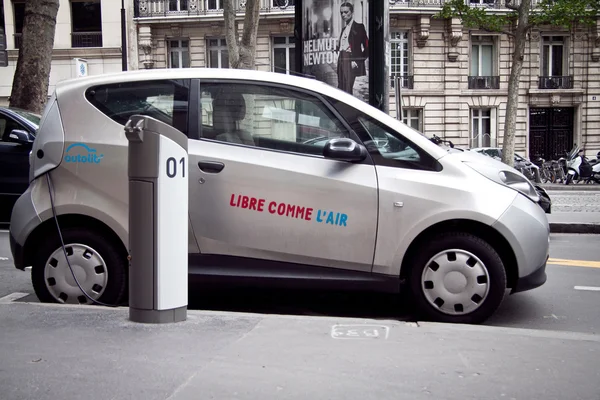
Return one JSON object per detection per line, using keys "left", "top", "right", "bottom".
{"left": 323, "top": 138, "right": 367, "bottom": 162}
{"left": 7, "top": 129, "right": 31, "bottom": 145}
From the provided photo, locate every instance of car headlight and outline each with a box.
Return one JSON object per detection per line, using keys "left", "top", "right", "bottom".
{"left": 464, "top": 161, "right": 540, "bottom": 203}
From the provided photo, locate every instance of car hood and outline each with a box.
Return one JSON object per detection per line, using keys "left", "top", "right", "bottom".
{"left": 441, "top": 148, "right": 522, "bottom": 174}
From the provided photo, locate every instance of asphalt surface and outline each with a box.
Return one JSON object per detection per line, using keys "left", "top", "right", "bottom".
{"left": 1, "top": 230, "right": 599, "bottom": 399}
{"left": 1, "top": 301, "right": 599, "bottom": 400}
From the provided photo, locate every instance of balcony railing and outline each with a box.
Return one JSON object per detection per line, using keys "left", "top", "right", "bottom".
{"left": 135, "top": 0, "right": 294, "bottom": 17}
{"left": 71, "top": 32, "right": 103, "bottom": 48}
{"left": 388, "top": 0, "right": 545, "bottom": 9}
{"left": 14, "top": 33, "right": 22, "bottom": 49}
{"left": 538, "top": 76, "right": 573, "bottom": 90}
{"left": 391, "top": 75, "right": 414, "bottom": 89}
{"left": 468, "top": 76, "right": 500, "bottom": 89}
{"left": 134, "top": 0, "right": 554, "bottom": 17}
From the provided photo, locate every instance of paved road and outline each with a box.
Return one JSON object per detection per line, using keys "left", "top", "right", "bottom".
{"left": 1, "top": 231, "right": 599, "bottom": 334}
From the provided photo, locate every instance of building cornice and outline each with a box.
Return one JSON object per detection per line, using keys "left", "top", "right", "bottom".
{"left": 7, "top": 47, "right": 123, "bottom": 62}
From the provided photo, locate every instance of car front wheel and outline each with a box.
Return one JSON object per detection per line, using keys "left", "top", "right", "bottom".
{"left": 408, "top": 232, "right": 507, "bottom": 324}
{"left": 31, "top": 227, "right": 127, "bottom": 306}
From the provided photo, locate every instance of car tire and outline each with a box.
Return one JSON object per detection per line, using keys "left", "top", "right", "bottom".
{"left": 408, "top": 232, "right": 506, "bottom": 324}
{"left": 32, "top": 227, "right": 127, "bottom": 306}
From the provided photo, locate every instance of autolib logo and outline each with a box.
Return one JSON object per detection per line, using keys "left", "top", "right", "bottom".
{"left": 64, "top": 143, "right": 104, "bottom": 164}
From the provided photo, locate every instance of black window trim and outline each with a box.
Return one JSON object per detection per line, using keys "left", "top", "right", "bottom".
{"left": 84, "top": 78, "right": 192, "bottom": 136}
{"left": 326, "top": 95, "right": 442, "bottom": 172}
{"left": 192, "top": 78, "right": 375, "bottom": 166}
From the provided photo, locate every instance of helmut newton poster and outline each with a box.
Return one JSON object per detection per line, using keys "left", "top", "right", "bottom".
{"left": 302, "top": 0, "right": 369, "bottom": 102}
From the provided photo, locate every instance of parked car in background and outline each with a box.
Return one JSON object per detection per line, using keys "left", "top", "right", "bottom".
{"left": 0, "top": 107, "right": 39, "bottom": 224}
{"left": 470, "top": 147, "right": 542, "bottom": 184}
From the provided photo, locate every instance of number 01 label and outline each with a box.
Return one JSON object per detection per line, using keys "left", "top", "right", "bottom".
{"left": 166, "top": 156, "right": 186, "bottom": 178}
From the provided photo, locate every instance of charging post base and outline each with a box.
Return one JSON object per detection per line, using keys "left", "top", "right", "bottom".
{"left": 124, "top": 115, "right": 188, "bottom": 324}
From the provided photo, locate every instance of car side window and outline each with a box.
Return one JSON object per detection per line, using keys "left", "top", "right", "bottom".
{"left": 199, "top": 82, "right": 350, "bottom": 156}
{"left": 327, "top": 97, "right": 441, "bottom": 171}
{"left": 0, "top": 115, "right": 23, "bottom": 142}
{"left": 85, "top": 79, "right": 190, "bottom": 135}
{"left": 483, "top": 149, "right": 499, "bottom": 158}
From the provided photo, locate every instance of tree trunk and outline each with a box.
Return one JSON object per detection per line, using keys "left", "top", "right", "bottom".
{"left": 9, "top": 0, "right": 60, "bottom": 114}
{"left": 223, "top": 0, "right": 261, "bottom": 69}
{"left": 501, "top": 0, "right": 530, "bottom": 167}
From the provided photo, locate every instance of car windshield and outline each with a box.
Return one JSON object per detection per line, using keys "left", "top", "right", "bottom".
{"left": 10, "top": 108, "right": 41, "bottom": 127}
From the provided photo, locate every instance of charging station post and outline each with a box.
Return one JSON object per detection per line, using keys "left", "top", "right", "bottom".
{"left": 124, "top": 115, "right": 188, "bottom": 323}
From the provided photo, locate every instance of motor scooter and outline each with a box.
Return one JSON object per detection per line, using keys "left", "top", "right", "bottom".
{"left": 588, "top": 151, "right": 600, "bottom": 167}
{"left": 565, "top": 144, "right": 600, "bottom": 184}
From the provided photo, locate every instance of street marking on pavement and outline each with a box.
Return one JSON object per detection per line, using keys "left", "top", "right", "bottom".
{"left": 574, "top": 286, "right": 600, "bottom": 292}
{"left": 0, "top": 292, "right": 30, "bottom": 303}
{"left": 548, "top": 258, "right": 600, "bottom": 269}
{"left": 543, "top": 314, "right": 565, "bottom": 320}
{"left": 331, "top": 324, "right": 390, "bottom": 340}
{"left": 0, "top": 257, "right": 8, "bottom": 261}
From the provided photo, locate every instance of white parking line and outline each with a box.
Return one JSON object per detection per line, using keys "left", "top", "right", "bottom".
{"left": 574, "top": 286, "right": 600, "bottom": 292}
{"left": 0, "top": 292, "right": 30, "bottom": 303}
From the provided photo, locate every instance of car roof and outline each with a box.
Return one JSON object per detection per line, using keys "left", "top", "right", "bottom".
{"left": 55, "top": 68, "right": 336, "bottom": 97}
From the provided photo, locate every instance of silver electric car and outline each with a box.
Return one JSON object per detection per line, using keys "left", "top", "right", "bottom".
{"left": 9, "top": 68, "right": 549, "bottom": 324}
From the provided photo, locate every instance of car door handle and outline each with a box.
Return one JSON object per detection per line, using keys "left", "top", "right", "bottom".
{"left": 198, "top": 161, "right": 225, "bottom": 173}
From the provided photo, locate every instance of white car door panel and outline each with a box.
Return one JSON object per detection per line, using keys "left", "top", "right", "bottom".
{"left": 187, "top": 81, "right": 378, "bottom": 272}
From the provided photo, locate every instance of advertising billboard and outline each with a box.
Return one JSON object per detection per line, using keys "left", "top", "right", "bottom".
{"left": 301, "top": 0, "right": 369, "bottom": 103}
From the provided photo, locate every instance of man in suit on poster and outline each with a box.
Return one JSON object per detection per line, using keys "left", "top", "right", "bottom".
{"left": 336, "top": 1, "right": 369, "bottom": 95}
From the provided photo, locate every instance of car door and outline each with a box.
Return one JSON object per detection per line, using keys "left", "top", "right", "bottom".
{"left": 187, "top": 79, "right": 378, "bottom": 272}
{"left": 0, "top": 112, "right": 34, "bottom": 223}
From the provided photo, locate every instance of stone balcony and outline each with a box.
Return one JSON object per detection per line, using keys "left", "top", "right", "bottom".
{"left": 133, "top": 0, "right": 547, "bottom": 19}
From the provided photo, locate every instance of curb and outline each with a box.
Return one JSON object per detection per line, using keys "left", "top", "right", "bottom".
{"left": 549, "top": 223, "right": 600, "bottom": 234}
{"left": 541, "top": 185, "right": 600, "bottom": 191}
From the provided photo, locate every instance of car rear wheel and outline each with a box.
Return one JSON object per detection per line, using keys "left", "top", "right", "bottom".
{"left": 32, "top": 227, "right": 127, "bottom": 306}
{"left": 408, "top": 232, "right": 506, "bottom": 324}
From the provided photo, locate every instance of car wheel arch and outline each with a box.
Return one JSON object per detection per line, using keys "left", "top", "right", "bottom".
{"left": 398, "top": 218, "right": 518, "bottom": 290}
{"left": 22, "top": 213, "right": 128, "bottom": 270}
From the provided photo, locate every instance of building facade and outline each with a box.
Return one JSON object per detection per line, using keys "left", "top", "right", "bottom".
{"left": 1, "top": 0, "right": 599, "bottom": 160}
{"left": 132, "top": 0, "right": 600, "bottom": 160}
{"left": 0, "top": 0, "right": 138, "bottom": 107}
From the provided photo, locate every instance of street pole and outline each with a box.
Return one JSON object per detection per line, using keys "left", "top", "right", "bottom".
{"left": 121, "top": 0, "right": 128, "bottom": 71}
{"left": 395, "top": 76, "right": 402, "bottom": 121}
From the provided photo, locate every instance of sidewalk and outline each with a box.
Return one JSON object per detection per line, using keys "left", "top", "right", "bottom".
{"left": 544, "top": 189, "right": 600, "bottom": 233}
{"left": 541, "top": 182, "right": 600, "bottom": 191}
{"left": 1, "top": 300, "right": 599, "bottom": 400}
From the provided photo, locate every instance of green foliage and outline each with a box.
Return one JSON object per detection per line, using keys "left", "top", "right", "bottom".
{"left": 436, "top": 0, "right": 600, "bottom": 33}
{"left": 531, "top": 0, "right": 600, "bottom": 29}
{"left": 437, "top": 0, "right": 514, "bottom": 32}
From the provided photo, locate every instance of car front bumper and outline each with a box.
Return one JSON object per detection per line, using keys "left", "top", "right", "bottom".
{"left": 492, "top": 192, "right": 550, "bottom": 289}
{"left": 511, "top": 255, "right": 548, "bottom": 294}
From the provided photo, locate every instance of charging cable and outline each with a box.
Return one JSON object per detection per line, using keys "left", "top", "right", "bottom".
{"left": 46, "top": 172, "right": 118, "bottom": 308}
